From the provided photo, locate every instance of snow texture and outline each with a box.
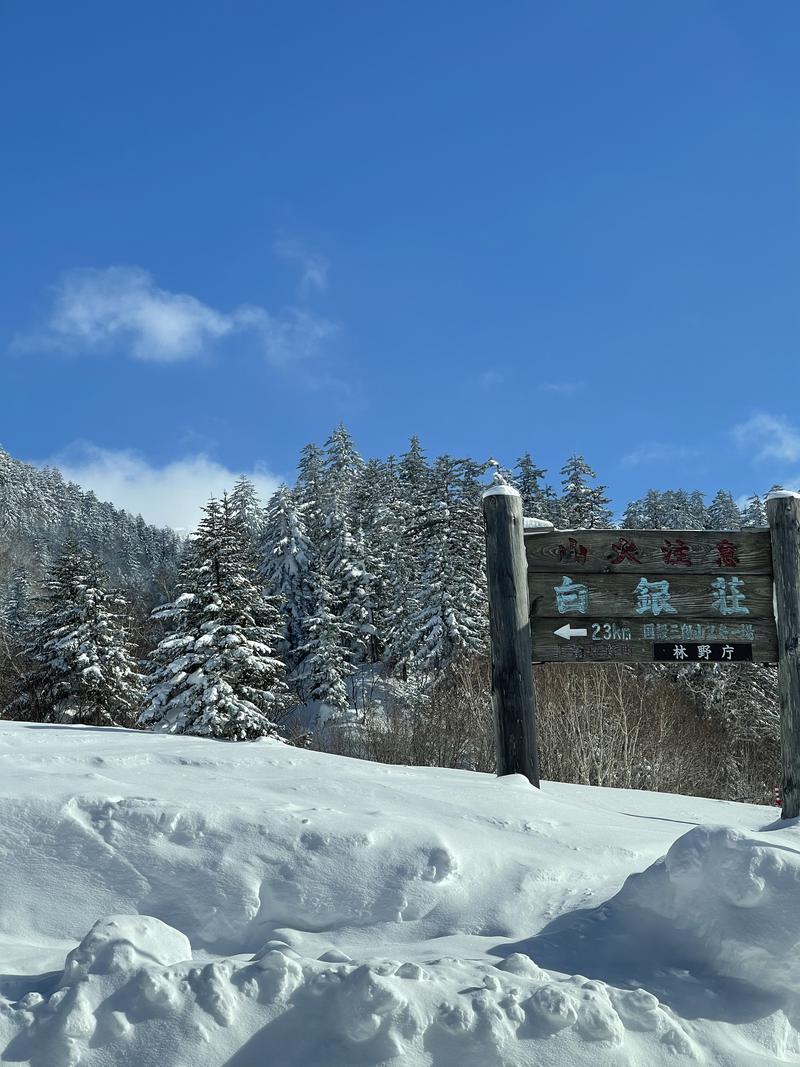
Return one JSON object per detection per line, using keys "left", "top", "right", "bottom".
{"left": 0, "top": 721, "right": 799, "bottom": 1065}
{"left": 523, "top": 516, "right": 555, "bottom": 531}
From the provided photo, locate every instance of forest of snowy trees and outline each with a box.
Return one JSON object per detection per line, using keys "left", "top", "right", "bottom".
{"left": 0, "top": 430, "right": 782, "bottom": 802}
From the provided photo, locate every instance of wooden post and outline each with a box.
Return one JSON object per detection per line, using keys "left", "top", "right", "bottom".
{"left": 767, "top": 491, "right": 800, "bottom": 819}
{"left": 482, "top": 483, "right": 540, "bottom": 786}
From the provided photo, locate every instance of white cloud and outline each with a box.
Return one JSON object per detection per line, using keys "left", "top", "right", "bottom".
{"left": 46, "top": 442, "right": 280, "bottom": 532}
{"left": 255, "top": 307, "right": 337, "bottom": 366}
{"left": 539, "top": 381, "right": 585, "bottom": 395}
{"left": 15, "top": 266, "right": 336, "bottom": 365}
{"left": 733, "top": 413, "right": 800, "bottom": 464}
{"left": 479, "top": 369, "right": 504, "bottom": 390}
{"left": 274, "top": 238, "right": 329, "bottom": 295}
{"left": 621, "top": 442, "right": 699, "bottom": 467}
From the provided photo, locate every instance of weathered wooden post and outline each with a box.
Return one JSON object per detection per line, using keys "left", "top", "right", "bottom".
{"left": 482, "top": 480, "right": 540, "bottom": 786}
{"left": 767, "top": 491, "right": 800, "bottom": 819}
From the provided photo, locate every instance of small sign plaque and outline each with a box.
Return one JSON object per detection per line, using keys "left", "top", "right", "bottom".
{"left": 653, "top": 642, "right": 753, "bottom": 662}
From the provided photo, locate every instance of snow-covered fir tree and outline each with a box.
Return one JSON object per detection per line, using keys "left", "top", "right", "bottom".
{"left": 318, "top": 425, "right": 374, "bottom": 663}
{"left": 5, "top": 541, "right": 144, "bottom": 727}
{"left": 559, "top": 455, "right": 612, "bottom": 529}
{"left": 706, "top": 489, "right": 743, "bottom": 531}
{"left": 295, "top": 442, "right": 327, "bottom": 544}
{"left": 742, "top": 493, "right": 768, "bottom": 528}
{"left": 401, "top": 455, "right": 488, "bottom": 674}
{"left": 141, "top": 495, "right": 290, "bottom": 740}
{"left": 229, "top": 476, "right": 265, "bottom": 543}
{"left": 260, "top": 484, "right": 316, "bottom": 674}
{"left": 350, "top": 457, "right": 397, "bottom": 664}
{"left": 384, "top": 438, "right": 432, "bottom": 666}
{"left": 622, "top": 491, "right": 658, "bottom": 529}
{"left": 516, "top": 453, "right": 559, "bottom": 523}
{"left": 623, "top": 489, "right": 708, "bottom": 530}
{"left": 317, "top": 502, "right": 374, "bottom": 665}
{"left": 0, "top": 568, "right": 31, "bottom": 645}
{"left": 324, "top": 423, "right": 365, "bottom": 516}
{"left": 295, "top": 569, "right": 355, "bottom": 714}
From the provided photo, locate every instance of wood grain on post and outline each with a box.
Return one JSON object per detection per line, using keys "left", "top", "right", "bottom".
{"left": 482, "top": 484, "right": 540, "bottom": 786}
{"left": 767, "top": 492, "right": 800, "bottom": 819}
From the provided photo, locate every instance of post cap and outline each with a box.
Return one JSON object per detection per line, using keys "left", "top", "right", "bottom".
{"left": 483, "top": 483, "right": 520, "bottom": 499}
{"left": 483, "top": 459, "right": 520, "bottom": 498}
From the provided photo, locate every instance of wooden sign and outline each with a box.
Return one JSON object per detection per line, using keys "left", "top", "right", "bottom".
{"left": 525, "top": 528, "right": 778, "bottom": 664}
{"left": 483, "top": 483, "right": 800, "bottom": 820}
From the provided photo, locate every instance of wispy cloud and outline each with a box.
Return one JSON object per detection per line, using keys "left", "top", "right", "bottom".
{"left": 733, "top": 413, "right": 800, "bottom": 464}
{"left": 621, "top": 442, "right": 699, "bottom": 467}
{"left": 46, "top": 441, "right": 280, "bottom": 532}
{"left": 274, "top": 238, "right": 329, "bottom": 295}
{"left": 479, "top": 369, "right": 504, "bottom": 390}
{"left": 14, "top": 266, "right": 336, "bottom": 365}
{"left": 539, "top": 381, "right": 585, "bottom": 396}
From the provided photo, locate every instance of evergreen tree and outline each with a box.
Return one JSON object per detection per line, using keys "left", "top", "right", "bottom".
{"left": 6, "top": 541, "right": 144, "bottom": 727}
{"left": 318, "top": 504, "right": 374, "bottom": 664}
{"left": 0, "top": 568, "right": 31, "bottom": 644}
{"left": 624, "top": 489, "right": 707, "bottom": 530}
{"left": 622, "top": 490, "right": 660, "bottom": 529}
{"left": 229, "top": 476, "right": 265, "bottom": 543}
{"left": 706, "top": 489, "right": 743, "bottom": 531}
{"left": 384, "top": 438, "right": 431, "bottom": 665}
{"left": 294, "top": 570, "right": 354, "bottom": 713}
{"left": 516, "top": 453, "right": 553, "bottom": 521}
{"left": 350, "top": 457, "right": 397, "bottom": 664}
{"left": 260, "top": 485, "right": 315, "bottom": 672}
{"left": 683, "top": 491, "right": 707, "bottom": 529}
{"left": 141, "top": 496, "right": 290, "bottom": 739}
{"left": 324, "top": 423, "right": 364, "bottom": 521}
{"left": 559, "top": 455, "right": 612, "bottom": 529}
{"left": 742, "top": 493, "right": 768, "bottom": 528}
{"left": 315, "top": 425, "right": 373, "bottom": 663}
{"left": 401, "top": 455, "right": 488, "bottom": 674}
{"left": 295, "top": 442, "right": 327, "bottom": 544}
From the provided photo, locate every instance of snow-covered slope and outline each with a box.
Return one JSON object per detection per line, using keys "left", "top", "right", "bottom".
{"left": 0, "top": 722, "right": 798, "bottom": 1066}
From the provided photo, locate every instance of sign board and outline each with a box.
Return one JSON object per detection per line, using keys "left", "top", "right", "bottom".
{"left": 524, "top": 528, "right": 778, "bottom": 664}
{"left": 483, "top": 482, "right": 800, "bottom": 818}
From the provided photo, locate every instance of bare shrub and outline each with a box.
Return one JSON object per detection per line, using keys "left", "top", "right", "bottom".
{"left": 314, "top": 657, "right": 495, "bottom": 771}
{"left": 314, "top": 657, "right": 780, "bottom": 804}
{"left": 536, "top": 663, "right": 779, "bottom": 802}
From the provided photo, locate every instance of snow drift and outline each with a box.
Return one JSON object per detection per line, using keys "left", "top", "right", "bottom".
{"left": 0, "top": 721, "right": 798, "bottom": 1065}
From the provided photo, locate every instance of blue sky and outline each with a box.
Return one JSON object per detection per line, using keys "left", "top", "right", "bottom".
{"left": 1, "top": 1, "right": 799, "bottom": 528}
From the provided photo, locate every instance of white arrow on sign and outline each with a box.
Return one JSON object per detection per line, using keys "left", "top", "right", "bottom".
{"left": 554, "top": 623, "right": 588, "bottom": 640}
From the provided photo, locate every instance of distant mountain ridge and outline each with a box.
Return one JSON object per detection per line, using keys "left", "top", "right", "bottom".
{"left": 0, "top": 446, "right": 181, "bottom": 600}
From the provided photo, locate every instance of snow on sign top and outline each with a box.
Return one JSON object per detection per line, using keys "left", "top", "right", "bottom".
{"left": 524, "top": 515, "right": 555, "bottom": 531}
{"left": 524, "top": 527, "right": 778, "bottom": 664}
{"left": 482, "top": 482, "right": 519, "bottom": 498}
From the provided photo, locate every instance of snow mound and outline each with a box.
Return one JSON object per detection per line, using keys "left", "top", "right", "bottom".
{"left": 59, "top": 915, "right": 191, "bottom": 986}
{"left": 2, "top": 926, "right": 696, "bottom": 1067}
{"left": 621, "top": 825, "right": 800, "bottom": 995}
{"left": 1, "top": 722, "right": 800, "bottom": 1065}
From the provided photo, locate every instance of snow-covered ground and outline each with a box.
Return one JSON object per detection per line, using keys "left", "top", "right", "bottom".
{"left": 0, "top": 722, "right": 798, "bottom": 1065}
